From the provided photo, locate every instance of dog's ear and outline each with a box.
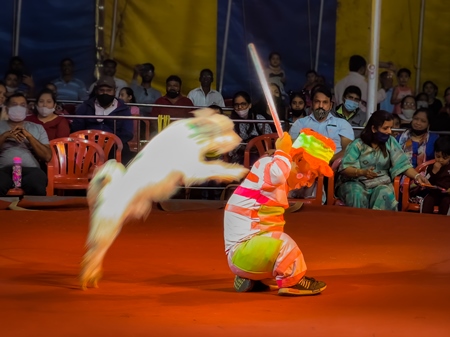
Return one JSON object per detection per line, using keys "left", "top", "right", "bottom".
{"left": 192, "top": 108, "right": 216, "bottom": 118}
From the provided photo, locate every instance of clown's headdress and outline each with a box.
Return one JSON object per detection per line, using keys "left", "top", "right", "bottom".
{"left": 287, "top": 129, "right": 336, "bottom": 189}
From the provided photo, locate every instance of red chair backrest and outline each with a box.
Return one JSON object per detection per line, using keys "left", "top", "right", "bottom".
{"left": 70, "top": 129, "right": 123, "bottom": 162}
{"left": 243, "top": 133, "right": 279, "bottom": 169}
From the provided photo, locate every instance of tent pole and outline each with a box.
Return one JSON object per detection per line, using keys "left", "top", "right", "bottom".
{"left": 13, "top": 0, "right": 23, "bottom": 56}
{"left": 109, "top": 0, "right": 119, "bottom": 58}
{"left": 415, "top": 0, "right": 426, "bottom": 93}
{"left": 366, "top": 0, "right": 382, "bottom": 120}
{"left": 314, "top": 0, "right": 324, "bottom": 72}
{"left": 218, "top": 0, "right": 232, "bottom": 94}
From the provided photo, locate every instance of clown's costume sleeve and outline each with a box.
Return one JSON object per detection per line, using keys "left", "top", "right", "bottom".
{"left": 224, "top": 147, "right": 307, "bottom": 288}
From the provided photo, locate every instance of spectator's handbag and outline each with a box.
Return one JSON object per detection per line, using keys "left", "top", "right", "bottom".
{"left": 360, "top": 175, "right": 391, "bottom": 189}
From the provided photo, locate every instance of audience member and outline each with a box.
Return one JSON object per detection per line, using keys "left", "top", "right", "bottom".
{"left": 252, "top": 83, "right": 287, "bottom": 131}
{"left": 391, "top": 68, "right": 414, "bottom": 114}
{"left": 88, "top": 59, "right": 128, "bottom": 97}
{"left": 396, "top": 108, "right": 438, "bottom": 168}
{"left": 398, "top": 95, "right": 416, "bottom": 127}
{"left": 208, "top": 104, "right": 224, "bottom": 115}
{"left": 430, "top": 87, "right": 450, "bottom": 132}
{"left": 391, "top": 114, "right": 402, "bottom": 138}
{"left": 334, "top": 85, "right": 366, "bottom": 137}
{"left": 379, "top": 71, "right": 394, "bottom": 113}
{"left": 228, "top": 91, "right": 272, "bottom": 165}
{"left": 0, "top": 93, "right": 51, "bottom": 196}
{"left": 264, "top": 52, "right": 286, "bottom": 98}
{"left": 0, "top": 82, "right": 6, "bottom": 120}
{"left": 416, "top": 92, "right": 429, "bottom": 109}
{"left": 44, "top": 83, "right": 71, "bottom": 115}
{"left": 287, "top": 92, "right": 307, "bottom": 124}
{"left": 151, "top": 75, "right": 194, "bottom": 118}
{"left": 421, "top": 136, "right": 450, "bottom": 215}
{"left": 119, "top": 87, "right": 140, "bottom": 116}
{"left": 25, "top": 89, "right": 70, "bottom": 141}
{"left": 334, "top": 55, "right": 394, "bottom": 111}
{"left": 187, "top": 69, "right": 225, "bottom": 107}
{"left": 289, "top": 85, "right": 354, "bottom": 163}
{"left": 4, "top": 71, "right": 20, "bottom": 98}
{"left": 335, "top": 110, "right": 428, "bottom": 211}
{"left": 7, "top": 56, "right": 35, "bottom": 97}
{"left": 52, "top": 58, "right": 88, "bottom": 101}
{"left": 422, "top": 81, "right": 442, "bottom": 118}
{"left": 71, "top": 76, "right": 134, "bottom": 163}
{"left": 302, "top": 69, "right": 318, "bottom": 107}
{"left": 130, "top": 63, "right": 162, "bottom": 116}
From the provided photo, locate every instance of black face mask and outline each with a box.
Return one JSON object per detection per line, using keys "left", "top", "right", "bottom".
{"left": 97, "top": 94, "right": 115, "bottom": 107}
{"left": 292, "top": 109, "right": 306, "bottom": 118}
{"left": 411, "top": 127, "right": 428, "bottom": 136}
{"left": 166, "top": 90, "right": 179, "bottom": 99}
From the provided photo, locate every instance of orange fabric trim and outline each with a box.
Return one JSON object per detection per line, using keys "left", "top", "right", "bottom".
{"left": 274, "top": 150, "right": 292, "bottom": 161}
{"left": 246, "top": 171, "right": 259, "bottom": 183}
{"left": 225, "top": 204, "right": 257, "bottom": 218}
{"left": 276, "top": 246, "right": 302, "bottom": 273}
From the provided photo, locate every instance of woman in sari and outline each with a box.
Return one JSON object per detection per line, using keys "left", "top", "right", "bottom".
{"left": 336, "top": 110, "right": 429, "bottom": 210}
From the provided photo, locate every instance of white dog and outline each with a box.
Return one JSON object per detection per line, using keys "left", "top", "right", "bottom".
{"left": 80, "top": 109, "right": 248, "bottom": 289}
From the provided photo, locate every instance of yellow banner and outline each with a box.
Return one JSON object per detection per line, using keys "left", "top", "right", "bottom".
{"left": 103, "top": 0, "right": 218, "bottom": 95}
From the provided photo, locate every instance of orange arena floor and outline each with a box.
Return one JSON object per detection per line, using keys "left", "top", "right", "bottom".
{"left": 1, "top": 201, "right": 449, "bottom": 337}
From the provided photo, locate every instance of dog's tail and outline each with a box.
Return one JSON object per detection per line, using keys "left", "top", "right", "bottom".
{"left": 80, "top": 160, "right": 126, "bottom": 289}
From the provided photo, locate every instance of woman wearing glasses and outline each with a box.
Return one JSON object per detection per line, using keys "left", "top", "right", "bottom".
{"left": 228, "top": 91, "right": 272, "bottom": 165}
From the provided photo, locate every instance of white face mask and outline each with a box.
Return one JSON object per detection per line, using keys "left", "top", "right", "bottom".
{"left": 401, "top": 109, "right": 415, "bottom": 119}
{"left": 7, "top": 105, "right": 27, "bottom": 122}
{"left": 37, "top": 106, "right": 55, "bottom": 117}
{"left": 236, "top": 108, "right": 249, "bottom": 118}
{"left": 6, "top": 86, "right": 18, "bottom": 93}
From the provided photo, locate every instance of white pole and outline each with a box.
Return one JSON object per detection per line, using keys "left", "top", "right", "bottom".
{"left": 109, "top": 0, "right": 119, "bottom": 58}
{"left": 415, "top": 0, "right": 426, "bottom": 93}
{"left": 314, "top": 0, "right": 324, "bottom": 72}
{"left": 218, "top": 0, "right": 233, "bottom": 93}
{"left": 13, "top": 0, "right": 23, "bottom": 56}
{"left": 366, "top": 0, "right": 382, "bottom": 120}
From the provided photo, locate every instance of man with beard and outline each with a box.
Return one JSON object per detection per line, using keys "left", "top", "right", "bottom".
{"left": 187, "top": 69, "right": 225, "bottom": 107}
{"left": 130, "top": 63, "right": 162, "bottom": 116}
{"left": 88, "top": 59, "right": 128, "bottom": 97}
{"left": 71, "top": 76, "right": 134, "bottom": 163}
{"left": 289, "top": 85, "right": 354, "bottom": 163}
{"left": 151, "top": 75, "right": 194, "bottom": 119}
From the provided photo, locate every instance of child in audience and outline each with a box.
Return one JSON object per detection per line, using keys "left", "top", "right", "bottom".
{"left": 421, "top": 136, "right": 450, "bottom": 215}
{"left": 265, "top": 52, "right": 287, "bottom": 99}
{"left": 391, "top": 68, "right": 414, "bottom": 114}
{"left": 391, "top": 113, "right": 402, "bottom": 138}
{"left": 119, "top": 87, "right": 140, "bottom": 116}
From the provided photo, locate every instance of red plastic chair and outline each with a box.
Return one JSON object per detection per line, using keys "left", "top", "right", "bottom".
{"left": 6, "top": 188, "right": 24, "bottom": 198}
{"left": 46, "top": 137, "right": 105, "bottom": 196}
{"left": 401, "top": 159, "right": 437, "bottom": 212}
{"left": 128, "top": 119, "right": 151, "bottom": 152}
{"left": 70, "top": 129, "right": 123, "bottom": 163}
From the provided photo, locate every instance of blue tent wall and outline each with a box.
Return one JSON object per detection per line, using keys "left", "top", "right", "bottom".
{"left": 0, "top": 0, "right": 96, "bottom": 90}
{"left": 217, "top": 0, "right": 337, "bottom": 99}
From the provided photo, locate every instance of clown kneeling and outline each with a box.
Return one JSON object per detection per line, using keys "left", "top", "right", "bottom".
{"left": 224, "top": 129, "right": 336, "bottom": 296}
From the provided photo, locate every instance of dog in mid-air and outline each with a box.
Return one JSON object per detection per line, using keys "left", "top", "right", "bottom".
{"left": 80, "top": 108, "right": 248, "bottom": 289}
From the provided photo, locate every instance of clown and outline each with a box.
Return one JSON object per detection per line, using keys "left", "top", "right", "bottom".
{"left": 224, "top": 129, "right": 336, "bottom": 296}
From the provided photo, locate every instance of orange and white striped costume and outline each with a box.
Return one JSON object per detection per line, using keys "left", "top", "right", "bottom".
{"left": 224, "top": 149, "right": 307, "bottom": 288}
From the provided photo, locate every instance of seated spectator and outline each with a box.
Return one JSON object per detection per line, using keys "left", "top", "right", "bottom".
{"left": 130, "top": 63, "right": 162, "bottom": 116}
{"left": 151, "top": 75, "right": 194, "bottom": 119}
{"left": 25, "top": 89, "right": 70, "bottom": 141}
{"left": 379, "top": 71, "right": 394, "bottom": 113}
{"left": 252, "top": 83, "right": 287, "bottom": 132}
{"left": 303, "top": 69, "right": 318, "bottom": 93}
{"left": 119, "top": 87, "right": 140, "bottom": 116}
{"left": 423, "top": 81, "right": 442, "bottom": 119}
{"left": 264, "top": 52, "right": 287, "bottom": 98}
{"left": 4, "top": 71, "right": 21, "bottom": 98}
{"left": 228, "top": 91, "right": 272, "bottom": 165}
{"left": 397, "top": 95, "right": 416, "bottom": 127}
{"left": 0, "top": 93, "right": 51, "bottom": 196}
{"left": 391, "top": 113, "right": 402, "bottom": 138}
{"left": 52, "top": 58, "right": 88, "bottom": 101}
{"left": 421, "top": 136, "right": 450, "bottom": 215}
{"left": 7, "top": 56, "right": 35, "bottom": 97}
{"left": 334, "top": 85, "right": 366, "bottom": 138}
{"left": 335, "top": 110, "right": 428, "bottom": 211}
{"left": 289, "top": 85, "right": 354, "bottom": 163}
{"left": 71, "top": 76, "right": 134, "bottom": 164}
{"left": 430, "top": 87, "right": 450, "bottom": 132}
{"left": 287, "top": 92, "right": 307, "bottom": 125}
{"left": 391, "top": 68, "right": 414, "bottom": 114}
{"left": 88, "top": 59, "right": 127, "bottom": 97}
{"left": 416, "top": 92, "right": 429, "bottom": 109}
{"left": 187, "top": 69, "right": 225, "bottom": 107}
{"left": 396, "top": 108, "right": 438, "bottom": 168}
{"left": 0, "top": 81, "right": 7, "bottom": 120}
{"left": 209, "top": 104, "right": 224, "bottom": 115}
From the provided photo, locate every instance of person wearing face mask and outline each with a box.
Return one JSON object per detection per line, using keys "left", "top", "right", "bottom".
{"left": 228, "top": 91, "right": 272, "bottom": 165}
{"left": 334, "top": 85, "right": 366, "bottom": 138}
{"left": 252, "top": 83, "right": 287, "bottom": 132}
{"left": 398, "top": 95, "right": 417, "bottom": 127}
{"left": 25, "top": 89, "right": 70, "bottom": 141}
{"left": 396, "top": 108, "right": 438, "bottom": 168}
{"left": 71, "top": 76, "right": 134, "bottom": 164}
{"left": 288, "top": 92, "right": 307, "bottom": 125}
{"left": 335, "top": 110, "right": 429, "bottom": 211}
{"left": 289, "top": 85, "right": 354, "bottom": 164}
{"left": 0, "top": 93, "right": 52, "bottom": 196}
